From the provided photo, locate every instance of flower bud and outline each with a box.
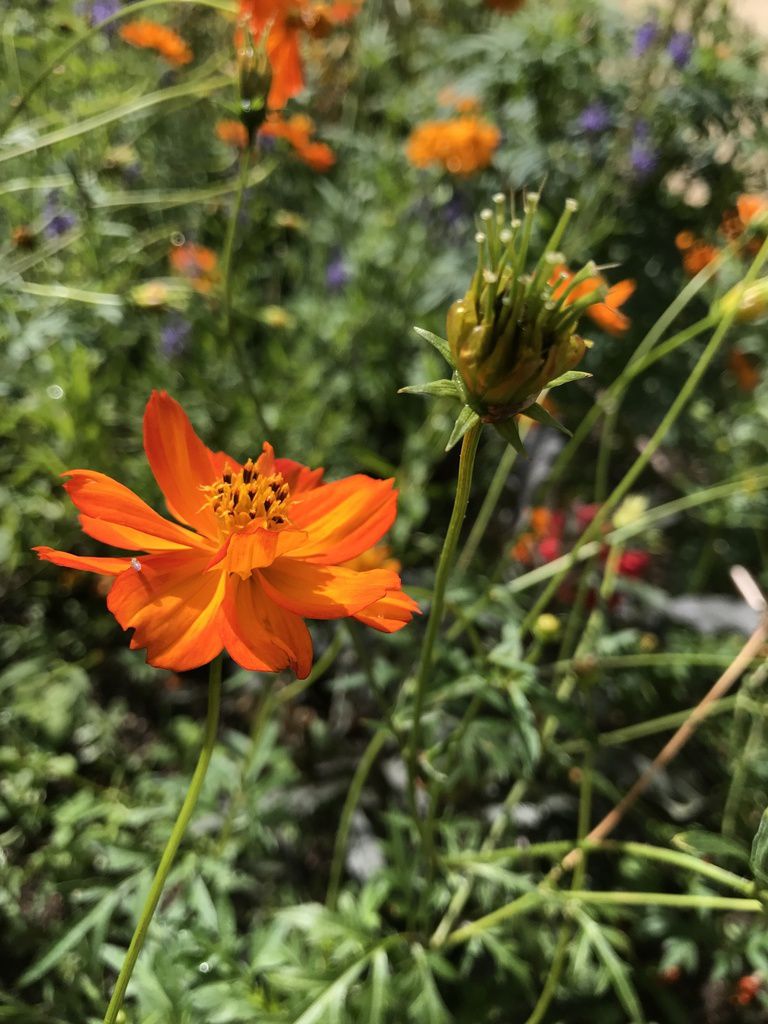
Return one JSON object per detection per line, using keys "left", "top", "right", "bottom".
{"left": 446, "top": 195, "right": 595, "bottom": 422}
{"left": 533, "top": 613, "right": 561, "bottom": 641}
{"left": 717, "top": 278, "right": 768, "bottom": 324}
{"left": 237, "top": 25, "right": 271, "bottom": 139}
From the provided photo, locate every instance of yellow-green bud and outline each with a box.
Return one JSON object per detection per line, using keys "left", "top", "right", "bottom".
{"left": 533, "top": 613, "right": 561, "bottom": 641}
{"left": 717, "top": 278, "right": 768, "bottom": 325}
{"left": 446, "top": 195, "right": 595, "bottom": 421}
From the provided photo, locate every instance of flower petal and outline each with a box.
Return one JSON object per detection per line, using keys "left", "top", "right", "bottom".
{"left": 143, "top": 390, "right": 231, "bottom": 539}
{"left": 221, "top": 574, "right": 313, "bottom": 678}
{"left": 259, "top": 559, "right": 396, "bottom": 619}
{"left": 275, "top": 456, "right": 324, "bottom": 494}
{"left": 34, "top": 546, "right": 132, "bottom": 576}
{"left": 107, "top": 551, "right": 226, "bottom": 671}
{"left": 221, "top": 523, "right": 309, "bottom": 577}
{"left": 63, "top": 470, "right": 211, "bottom": 552}
{"left": 354, "top": 589, "right": 421, "bottom": 633}
{"left": 287, "top": 476, "right": 397, "bottom": 564}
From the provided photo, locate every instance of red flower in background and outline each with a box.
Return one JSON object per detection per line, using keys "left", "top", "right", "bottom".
{"left": 238, "top": 0, "right": 361, "bottom": 109}
{"left": 35, "top": 392, "right": 418, "bottom": 676}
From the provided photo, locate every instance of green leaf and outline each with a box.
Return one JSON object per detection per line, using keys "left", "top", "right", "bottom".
{"left": 399, "top": 379, "right": 461, "bottom": 400}
{"left": 546, "top": 370, "right": 593, "bottom": 388}
{"left": 445, "top": 406, "right": 480, "bottom": 451}
{"left": 523, "top": 402, "right": 572, "bottom": 436}
{"left": 367, "top": 948, "right": 390, "bottom": 1024}
{"left": 414, "top": 326, "right": 452, "bottom": 365}
{"left": 19, "top": 883, "right": 129, "bottom": 987}
{"left": 751, "top": 809, "right": 768, "bottom": 888}
{"left": 494, "top": 417, "right": 526, "bottom": 454}
{"left": 575, "top": 909, "right": 646, "bottom": 1024}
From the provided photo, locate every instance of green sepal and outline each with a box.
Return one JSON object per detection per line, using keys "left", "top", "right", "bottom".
{"left": 750, "top": 808, "right": 768, "bottom": 890}
{"left": 494, "top": 417, "right": 526, "bottom": 454}
{"left": 524, "top": 402, "right": 572, "bottom": 436}
{"left": 446, "top": 405, "right": 480, "bottom": 452}
{"left": 414, "top": 326, "right": 453, "bottom": 366}
{"left": 399, "top": 379, "right": 461, "bottom": 400}
{"left": 546, "top": 370, "right": 593, "bottom": 388}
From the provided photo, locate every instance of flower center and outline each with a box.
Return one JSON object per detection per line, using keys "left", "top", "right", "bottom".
{"left": 202, "top": 459, "right": 291, "bottom": 534}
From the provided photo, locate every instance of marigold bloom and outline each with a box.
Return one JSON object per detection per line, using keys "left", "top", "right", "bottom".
{"left": 216, "top": 119, "right": 249, "bottom": 150}
{"left": 169, "top": 243, "right": 220, "bottom": 293}
{"left": 406, "top": 116, "right": 500, "bottom": 176}
{"left": 238, "top": 0, "right": 360, "bottom": 109}
{"left": 260, "top": 114, "right": 335, "bottom": 171}
{"left": 550, "top": 265, "right": 635, "bottom": 335}
{"left": 119, "top": 21, "right": 193, "bottom": 66}
{"left": 34, "top": 392, "right": 418, "bottom": 676}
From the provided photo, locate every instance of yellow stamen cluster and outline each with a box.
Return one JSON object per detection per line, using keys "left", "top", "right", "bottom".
{"left": 203, "top": 459, "right": 290, "bottom": 533}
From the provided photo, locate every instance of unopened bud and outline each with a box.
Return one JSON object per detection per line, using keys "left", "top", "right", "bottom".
{"left": 717, "top": 278, "right": 768, "bottom": 324}
{"left": 533, "top": 613, "right": 561, "bottom": 640}
{"left": 237, "top": 28, "right": 271, "bottom": 139}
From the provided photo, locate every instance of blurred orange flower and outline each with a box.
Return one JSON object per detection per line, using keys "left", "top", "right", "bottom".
{"left": 216, "top": 119, "right": 249, "bottom": 150}
{"left": 260, "top": 114, "right": 335, "bottom": 171}
{"left": 737, "top": 193, "right": 768, "bottom": 229}
{"left": 34, "top": 392, "right": 418, "bottom": 675}
{"left": 169, "top": 243, "right": 220, "bottom": 293}
{"left": 675, "top": 231, "right": 719, "bottom": 276}
{"left": 728, "top": 348, "right": 760, "bottom": 392}
{"left": 406, "top": 116, "right": 500, "bottom": 176}
{"left": 238, "top": 0, "right": 360, "bottom": 109}
{"left": 550, "top": 265, "right": 635, "bottom": 335}
{"left": 119, "top": 21, "right": 193, "bottom": 65}
{"left": 437, "top": 87, "right": 480, "bottom": 114}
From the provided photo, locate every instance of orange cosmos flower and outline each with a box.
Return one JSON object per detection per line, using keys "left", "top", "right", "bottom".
{"left": 675, "top": 231, "right": 719, "bottom": 276}
{"left": 34, "top": 392, "right": 418, "bottom": 676}
{"left": 550, "top": 265, "right": 635, "bottom": 335}
{"left": 343, "top": 543, "right": 401, "bottom": 574}
{"left": 406, "top": 116, "right": 500, "bottom": 176}
{"left": 216, "top": 119, "right": 249, "bottom": 150}
{"left": 119, "top": 21, "right": 193, "bottom": 66}
{"left": 260, "top": 114, "right": 335, "bottom": 171}
{"left": 238, "top": 0, "right": 361, "bottom": 109}
{"left": 737, "top": 193, "right": 768, "bottom": 229}
{"left": 169, "top": 243, "right": 220, "bottom": 293}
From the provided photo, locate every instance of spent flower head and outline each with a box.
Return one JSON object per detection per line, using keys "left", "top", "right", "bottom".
{"left": 402, "top": 193, "right": 633, "bottom": 451}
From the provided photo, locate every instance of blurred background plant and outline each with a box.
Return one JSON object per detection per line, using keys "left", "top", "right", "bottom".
{"left": 2, "top": 0, "right": 768, "bottom": 1020}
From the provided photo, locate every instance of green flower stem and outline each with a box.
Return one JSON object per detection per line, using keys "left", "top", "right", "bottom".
{"left": 456, "top": 412, "right": 535, "bottom": 574}
{"left": 0, "top": 0, "right": 236, "bottom": 136}
{"left": 524, "top": 924, "right": 571, "bottom": 1024}
{"left": 406, "top": 422, "right": 481, "bottom": 820}
{"left": 103, "top": 655, "right": 223, "bottom": 1024}
{"left": 327, "top": 729, "right": 389, "bottom": 910}
{"left": 448, "top": 887, "right": 763, "bottom": 948}
{"left": 520, "top": 235, "right": 768, "bottom": 637}
{"left": 564, "top": 891, "right": 763, "bottom": 912}
{"left": 722, "top": 663, "right": 768, "bottom": 836}
{"left": 221, "top": 147, "right": 270, "bottom": 441}
{"left": 452, "top": 840, "right": 755, "bottom": 896}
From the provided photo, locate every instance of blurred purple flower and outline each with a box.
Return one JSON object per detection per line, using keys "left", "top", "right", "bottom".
{"left": 633, "top": 19, "right": 658, "bottom": 56}
{"left": 630, "top": 139, "right": 658, "bottom": 179}
{"left": 160, "top": 317, "right": 191, "bottom": 358}
{"left": 325, "top": 251, "right": 350, "bottom": 292}
{"left": 43, "top": 191, "right": 77, "bottom": 238}
{"left": 578, "top": 102, "right": 611, "bottom": 135}
{"left": 668, "top": 31, "right": 693, "bottom": 69}
{"left": 78, "top": 0, "right": 121, "bottom": 29}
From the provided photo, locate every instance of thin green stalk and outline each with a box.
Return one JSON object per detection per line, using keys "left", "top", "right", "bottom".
{"left": 564, "top": 891, "right": 763, "bottom": 912}
{"left": 0, "top": 0, "right": 236, "bottom": 136}
{"left": 221, "top": 147, "right": 269, "bottom": 440}
{"left": 406, "top": 423, "right": 481, "bottom": 817}
{"left": 1, "top": 72, "right": 230, "bottom": 167}
{"left": 457, "top": 441, "right": 519, "bottom": 574}
{"left": 446, "top": 890, "right": 545, "bottom": 946}
{"left": 277, "top": 629, "right": 344, "bottom": 705}
{"left": 524, "top": 925, "right": 570, "bottom": 1024}
{"left": 722, "top": 664, "right": 768, "bottom": 836}
{"left": 520, "top": 236, "right": 768, "bottom": 636}
{"left": 103, "top": 655, "right": 223, "bottom": 1024}
{"left": 327, "top": 729, "right": 389, "bottom": 910}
